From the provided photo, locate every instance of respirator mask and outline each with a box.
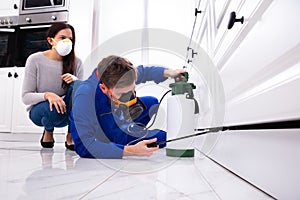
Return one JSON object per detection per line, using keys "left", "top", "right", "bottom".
{"left": 52, "top": 38, "right": 73, "bottom": 56}
{"left": 109, "top": 89, "right": 146, "bottom": 122}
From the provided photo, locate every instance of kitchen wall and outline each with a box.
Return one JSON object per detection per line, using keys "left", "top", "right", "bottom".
{"left": 76, "top": 0, "right": 195, "bottom": 78}
{"left": 68, "top": 0, "right": 94, "bottom": 64}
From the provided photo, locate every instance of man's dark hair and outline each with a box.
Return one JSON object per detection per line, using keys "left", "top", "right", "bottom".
{"left": 97, "top": 55, "right": 137, "bottom": 88}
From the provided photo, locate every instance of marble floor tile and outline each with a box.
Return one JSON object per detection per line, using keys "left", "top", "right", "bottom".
{"left": 0, "top": 133, "right": 274, "bottom": 200}
{"left": 193, "top": 150, "right": 274, "bottom": 200}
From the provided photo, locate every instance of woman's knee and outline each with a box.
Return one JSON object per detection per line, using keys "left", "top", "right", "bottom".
{"left": 30, "top": 101, "right": 68, "bottom": 128}
{"left": 29, "top": 101, "right": 50, "bottom": 125}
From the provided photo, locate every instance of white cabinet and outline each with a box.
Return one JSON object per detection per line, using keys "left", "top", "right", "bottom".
{"left": 190, "top": 0, "right": 274, "bottom": 127}
{"left": 0, "top": 67, "right": 42, "bottom": 133}
{"left": 195, "top": 0, "right": 300, "bottom": 199}
{"left": 192, "top": 0, "right": 300, "bottom": 125}
{"left": 0, "top": 68, "right": 14, "bottom": 132}
{"left": 213, "top": 0, "right": 274, "bottom": 69}
{"left": 193, "top": 0, "right": 273, "bottom": 68}
{"left": 219, "top": 0, "right": 300, "bottom": 125}
{"left": 10, "top": 67, "right": 44, "bottom": 133}
{"left": 0, "top": 67, "right": 67, "bottom": 134}
{"left": 0, "top": 0, "right": 20, "bottom": 17}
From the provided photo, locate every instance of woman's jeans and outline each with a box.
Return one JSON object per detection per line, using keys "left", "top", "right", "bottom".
{"left": 29, "top": 82, "right": 75, "bottom": 132}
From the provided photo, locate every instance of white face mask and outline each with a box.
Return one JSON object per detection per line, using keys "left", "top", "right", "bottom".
{"left": 52, "top": 38, "right": 73, "bottom": 56}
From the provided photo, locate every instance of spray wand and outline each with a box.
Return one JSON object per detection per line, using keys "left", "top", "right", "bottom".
{"left": 147, "top": 129, "right": 210, "bottom": 147}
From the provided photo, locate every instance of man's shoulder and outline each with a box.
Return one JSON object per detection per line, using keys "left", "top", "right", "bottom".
{"left": 76, "top": 77, "right": 98, "bottom": 95}
{"left": 75, "top": 79, "right": 96, "bottom": 95}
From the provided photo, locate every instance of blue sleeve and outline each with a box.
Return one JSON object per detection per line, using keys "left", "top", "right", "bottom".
{"left": 98, "top": 110, "right": 166, "bottom": 148}
{"left": 136, "top": 129, "right": 167, "bottom": 148}
{"left": 69, "top": 83, "right": 124, "bottom": 159}
{"left": 136, "top": 65, "right": 167, "bottom": 84}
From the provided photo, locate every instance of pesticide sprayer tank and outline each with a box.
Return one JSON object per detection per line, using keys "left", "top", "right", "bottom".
{"left": 166, "top": 72, "right": 198, "bottom": 157}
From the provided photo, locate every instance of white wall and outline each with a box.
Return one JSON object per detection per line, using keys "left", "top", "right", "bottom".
{"left": 94, "top": 0, "right": 194, "bottom": 65}
{"left": 68, "top": 0, "right": 94, "bottom": 64}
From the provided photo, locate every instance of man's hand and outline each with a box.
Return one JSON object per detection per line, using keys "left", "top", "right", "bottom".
{"left": 163, "top": 68, "right": 185, "bottom": 78}
{"left": 44, "top": 92, "right": 66, "bottom": 114}
{"left": 123, "top": 138, "right": 159, "bottom": 157}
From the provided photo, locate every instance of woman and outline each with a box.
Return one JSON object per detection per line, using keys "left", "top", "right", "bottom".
{"left": 22, "top": 22, "right": 84, "bottom": 150}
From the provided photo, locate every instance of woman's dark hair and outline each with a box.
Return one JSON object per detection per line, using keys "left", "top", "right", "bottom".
{"left": 97, "top": 55, "right": 137, "bottom": 89}
{"left": 46, "top": 22, "right": 76, "bottom": 89}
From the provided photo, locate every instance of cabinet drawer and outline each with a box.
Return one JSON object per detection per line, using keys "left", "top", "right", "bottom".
{"left": 224, "top": 68, "right": 300, "bottom": 125}
{"left": 213, "top": 0, "right": 272, "bottom": 68}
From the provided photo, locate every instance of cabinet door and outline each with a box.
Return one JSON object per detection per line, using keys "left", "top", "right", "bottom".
{"left": 220, "top": 0, "right": 300, "bottom": 125}
{"left": 0, "top": 68, "right": 14, "bottom": 132}
{"left": 11, "top": 68, "right": 43, "bottom": 133}
{"left": 212, "top": 0, "right": 273, "bottom": 69}
{"left": 194, "top": 0, "right": 210, "bottom": 54}
{"left": 0, "top": 0, "right": 19, "bottom": 17}
{"left": 11, "top": 68, "right": 67, "bottom": 134}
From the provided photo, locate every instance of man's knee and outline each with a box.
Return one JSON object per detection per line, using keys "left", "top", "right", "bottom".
{"left": 140, "top": 96, "right": 158, "bottom": 108}
{"left": 139, "top": 96, "right": 159, "bottom": 118}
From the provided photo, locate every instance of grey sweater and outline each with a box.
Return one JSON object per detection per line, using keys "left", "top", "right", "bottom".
{"left": 22, "top": 52, "right": 84, "bottom": 110}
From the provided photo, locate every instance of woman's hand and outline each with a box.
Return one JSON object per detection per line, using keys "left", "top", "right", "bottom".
{"left": 123, "top": 138, "right": 159, "bottom": 157}
{"left": 44, "top": 92, "right": 66, "bottom": 114}
{"left": 61, "top": 73, "right": 78, "bottom": 84}
{"left": 163, "top": 68, "right": 186, "bottom": 78}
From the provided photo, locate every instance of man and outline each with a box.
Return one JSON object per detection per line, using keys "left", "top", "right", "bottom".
{"left": 70, "top": 55, "right": 184, "bottom": 158}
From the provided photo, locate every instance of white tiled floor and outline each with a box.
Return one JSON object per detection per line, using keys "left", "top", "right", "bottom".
{"left": 0, "top": 133, "right": 274, "bottom": 200}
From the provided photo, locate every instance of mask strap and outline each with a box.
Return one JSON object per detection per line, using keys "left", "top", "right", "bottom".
{"left": 51, "top": 38, "right": 57, "bottom": 49}
{"left": 101, "top": 82, "right": 115, "bottom": 101}
{"left": 137, "top": 97, "right": 147, "bottom": 110}
{"left": 101, "top": 82, "right": 139, "bottom": 108}
{"left": 95, "top": 69, "right": 100, "bottom": 80}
